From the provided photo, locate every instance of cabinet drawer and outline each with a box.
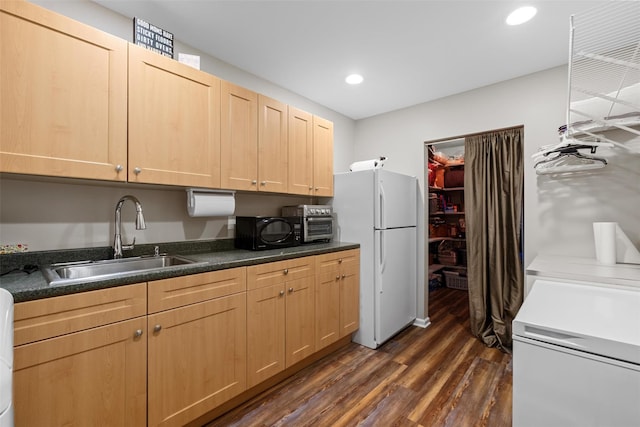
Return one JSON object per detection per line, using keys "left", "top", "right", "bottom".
{"left": 315, "top": 249, "right": 360, "bottom": 271}
{"left": 14, "top": 283, "right": 147, "bottom": 346}
{"left": 148, "top": 267, "right": 246, "bottom": 313}
{"left": 247, "top": 256, "right": 314, "bottom": 290}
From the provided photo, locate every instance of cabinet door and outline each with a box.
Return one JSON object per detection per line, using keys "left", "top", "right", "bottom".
{"left": 13, "top": 317, "right": 147, "bottom": 427}
{"left": 340, "top": 250, "right": 360, "bottom": 337}
{"left": 0, "top": 1, "right": 127, "bottom": 181}
{"left": 128, "top": 43, "right": 221, "bottom": 188}
{"left": 312, "top": 116, "right": 334, "bottom": 196}
{"left": 258, "top": 95, "right": 288, "bottom": 193}
{"left": 221, "top": 81, "right": 258, "bottom": 190}
{"left": 147, "top": 293, "right": 246, "bottom": 427}
{"left": 315, "top": 259, "right": 341, "bottom": 349}
{"left": 285, "top": 275, "right": 316, "bottom": 367}
{"left": 287, "top": 107, "right": 314, "bottom": 195}
{"left": 247, "top": 283, "right": 286, "bottom": 388}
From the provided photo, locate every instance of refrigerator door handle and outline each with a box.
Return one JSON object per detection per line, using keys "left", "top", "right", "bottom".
{"left": 378, "top": 182, "right": 385, "bottom": 229}
{"left": 379, "top": 232, "right": 386, "bottom": 276}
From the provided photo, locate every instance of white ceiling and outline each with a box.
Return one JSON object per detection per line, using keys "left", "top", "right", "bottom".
{"left": 93, "top": 0, "right": 607, "bottom": 120}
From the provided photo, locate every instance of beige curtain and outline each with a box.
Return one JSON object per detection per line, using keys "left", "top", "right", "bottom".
{"left": 464, "top": 127, "right": 524, "bottom": 351}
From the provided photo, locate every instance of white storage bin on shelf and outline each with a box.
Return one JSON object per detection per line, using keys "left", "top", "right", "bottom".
{"left": 443, "top": 269, "right": 468, "bottom": 291}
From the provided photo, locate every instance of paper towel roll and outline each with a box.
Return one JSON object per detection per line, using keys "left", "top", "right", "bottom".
{"left": 349, "top": 157, "right": 386, "bottom": 171}
{"left": 615, "top": 223, "right": 640, "bottom": 264}
{"left": 593, "top": 222, "right": 617, "bottom": 265}
{"left": 187, "top": 189, "right": 235, "bottom": 217}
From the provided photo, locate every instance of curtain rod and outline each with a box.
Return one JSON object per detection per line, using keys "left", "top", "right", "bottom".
{"left": 424, "top": 124, "right": 524, "bottom": 145}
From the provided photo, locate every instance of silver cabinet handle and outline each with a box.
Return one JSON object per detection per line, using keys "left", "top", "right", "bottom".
{"left": 154, "top": 324, "right": 162, "bottom": 333}
{"left": 115, "top": 164, "right": 123, "bottom": 172}
{"left": 336, "top": 275, "right": 340, "bottom": 280}
{"left": 288, "top": 287, "right": 294, "bottom": 293}
{"left": 133, "top": 167, "right": 142, "bottom": 175}
{"left": 342, "top": 274, "right": 346, "bottom": 279}
{"left": 279, "top": 290, "right": 285, "bottom": 296}
{"left": 134, "top": 329, "right": 143, "bottom": 338}
{"left": 309, "top": 186, "right": 313, "bottom": 190}
{"left": 338, "top": 258, "right": 343, "bottom": 263}
{"left": 251, "top": 180, "right": 257, "bottom": 185}
{"left": 315, "top": 187, "right": 319, "bottom": 191}
{"left": 283, "top": 269, "right": 289, "bottom": 275}
{"left": 260, "top": 181, "right": 266, "bottom": 186}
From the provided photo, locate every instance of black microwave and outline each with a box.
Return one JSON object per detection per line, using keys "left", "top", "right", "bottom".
{"left": 235, "top": 216, "right": 302, "bottom": 250}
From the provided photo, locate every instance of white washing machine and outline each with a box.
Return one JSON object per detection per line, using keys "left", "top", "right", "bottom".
{"left": 513, "top": 278, "right": 640, "bottom": 426}
{"left": 0, "top": 288, "right": 13, "bottom": 427}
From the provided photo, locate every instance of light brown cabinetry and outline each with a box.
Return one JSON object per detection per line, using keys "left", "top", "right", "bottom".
{"left": 128, "top": 43, "right": 221, "bottom": 187}
{"left": 147, "top": 268, "right": 247, "bottom": 427}
{"left": 287, "top": 108, "right": 334, "bottom": 196}
{"left": 315, "top": 249, "right": 360, "bottom": 349}
{"left": 1, "top": 1, "right": 335, "bottom": 195}
{"left": 9, "top": 249, "right": 357, "bottom": 427}
{"left": 220, "top": 81, "right": 258, "bottom": 191}
{"left": 246, "top": 257, "right": 315, "bottom": 387}
{"left": 12, "top": 283, "right": 147, "bottom": 427}
{"left": 0, "top": 0, "right": 128, "bottom": 181}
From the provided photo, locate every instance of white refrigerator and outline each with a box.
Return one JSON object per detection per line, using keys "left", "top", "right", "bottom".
{"left": 333, "top": 169, "right": 417, "bottom": 349}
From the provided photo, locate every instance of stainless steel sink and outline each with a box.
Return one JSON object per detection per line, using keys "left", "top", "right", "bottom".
{"left": 42, "top": 255, "right": 205, "bottom": 286}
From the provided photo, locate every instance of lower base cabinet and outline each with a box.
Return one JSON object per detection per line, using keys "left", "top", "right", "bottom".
{"left": 315, "top": 249, "right": 360, "bottom": 350}
{"left": 12, "top": 284, "right": 148, "bottom": 427}
{"left": 246, "top": 257, "right": 316, "bottom": 388}
{"left": 11, "top": 249, "right": 359, "bottom": 427}
{"left": 147, "top": 293, "right": 247, "bottom": 427}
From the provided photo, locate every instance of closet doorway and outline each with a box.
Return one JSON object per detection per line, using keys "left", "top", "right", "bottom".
{"left": 425, "top": 126, "right": 524, "bottom": 351}
{"left": 425, "top": 138, "right": 467, "bottom": 294}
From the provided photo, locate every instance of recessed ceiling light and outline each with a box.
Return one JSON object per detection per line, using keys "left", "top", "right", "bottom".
{"left": 345, "top": 74, "right": 364, "bottom": 85}
{"left": 506, "top": 6, "right": 537, "bottom": 26}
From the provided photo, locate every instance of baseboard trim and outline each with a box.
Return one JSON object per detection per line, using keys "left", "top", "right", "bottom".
{"left": 413, "top": 316, "right": 431, "bottom": 328}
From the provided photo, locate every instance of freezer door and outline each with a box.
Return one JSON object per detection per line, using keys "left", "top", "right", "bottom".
{"left": 374, "top": 227, "right": 417, "bottom": 346}
{"left": 374, "top": 169, "right": 417, "bottom": 229}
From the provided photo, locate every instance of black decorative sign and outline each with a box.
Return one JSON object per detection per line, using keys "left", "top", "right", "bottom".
{"left": 133, "top": 17, "right": 174, "bottom": 58}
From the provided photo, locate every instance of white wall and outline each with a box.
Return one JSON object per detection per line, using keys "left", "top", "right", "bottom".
{"left": 352, "top": 66, "right": 640, "bottom": 268}
{"left": 0, "top": 0, "right": 356, "bottom": 251}
{"left": 3, "top": 0, "right": 638, "bottom": 264}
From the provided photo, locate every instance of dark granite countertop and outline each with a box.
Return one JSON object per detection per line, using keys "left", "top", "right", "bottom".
{"left": 0, "top": 240, "right": 359, "bottom": 303}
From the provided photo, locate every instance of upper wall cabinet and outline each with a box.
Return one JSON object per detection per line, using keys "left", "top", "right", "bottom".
{"left": 0, "top": 0, "right": 128, "bottom": 181}
{"left": 1, "top": 1, "right": 334, "bottom": 195}
{"left": 287, "top": 109, "right": 334, "bottom": 197}
{"left": 128, "top": 43, "right": 221, "bottom": 188}
{"left": 287, "top": 107, "right": 314, "bottom": 195}
{"left": 220, "top": 81, "right": 258, "bottom": 191}
{"left": 313, "top": 116, "right": 334, "bottom": 197}
{"left": 258, "top": 95, "right": 288, "bottom": 193}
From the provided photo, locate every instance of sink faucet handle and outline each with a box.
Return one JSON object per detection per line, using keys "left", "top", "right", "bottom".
{"left": 154, "top": 246, "right": 160, "bottom": 257}
{"left": 122, "top": 236, "right": 136, "bottom": 252}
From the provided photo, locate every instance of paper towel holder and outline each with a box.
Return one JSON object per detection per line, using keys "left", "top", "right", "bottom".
{"left": 186, "top": 188, "right": 235, "bottom": 217}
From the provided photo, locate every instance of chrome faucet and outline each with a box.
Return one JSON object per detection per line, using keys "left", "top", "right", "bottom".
{"left": 113, "top": 195, "right": 146, "bottom": 259}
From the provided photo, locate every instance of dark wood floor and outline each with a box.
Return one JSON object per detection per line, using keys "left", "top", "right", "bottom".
{"left": 206, "top": 287, "right": 512, "bottom": 426}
